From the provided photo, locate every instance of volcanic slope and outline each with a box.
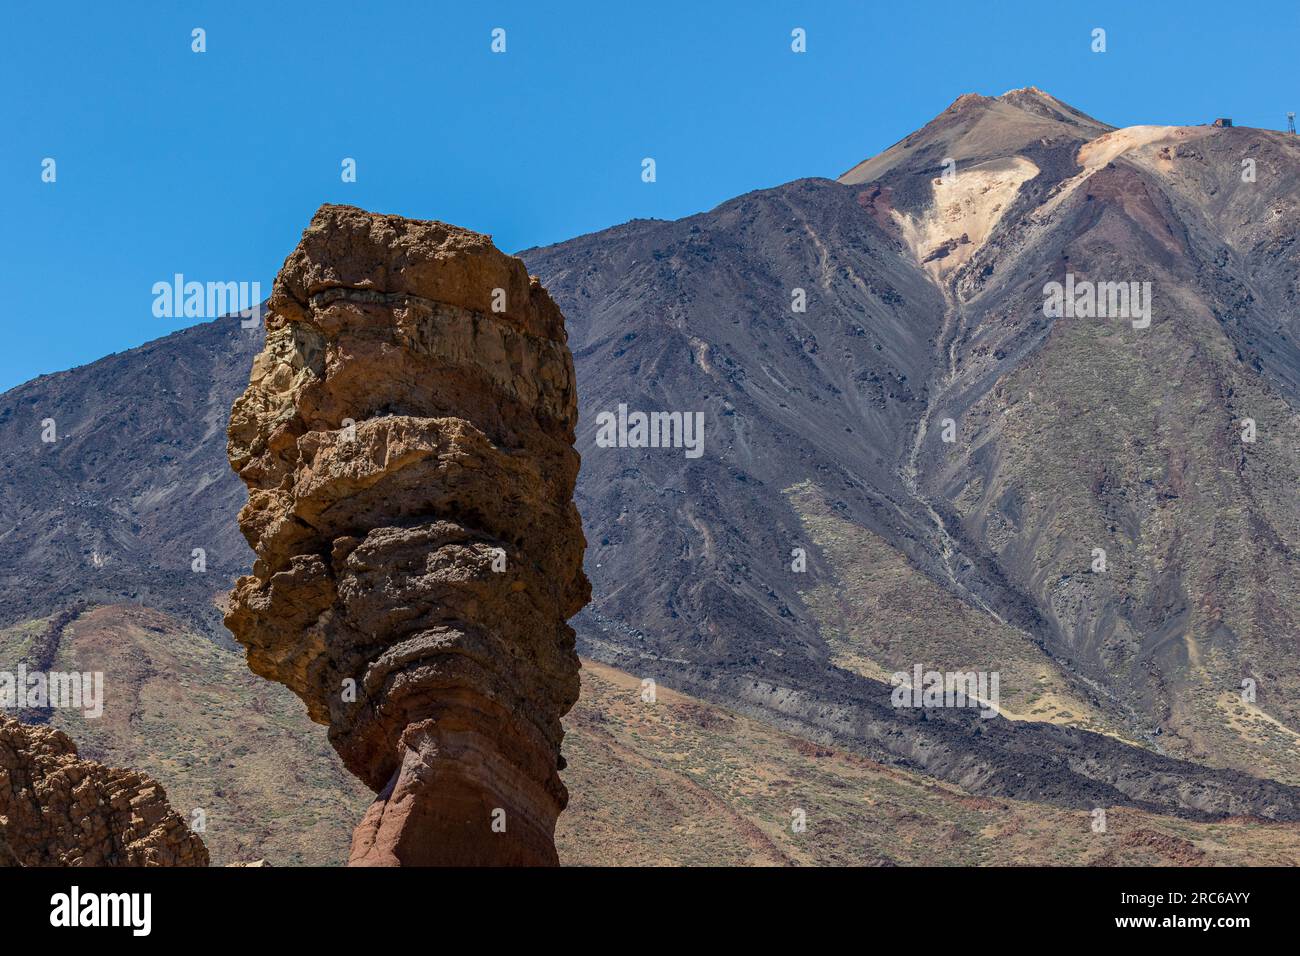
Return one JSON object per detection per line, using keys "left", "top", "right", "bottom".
{"left": 522, "top": 87, "right": 1300, "bottom": 793}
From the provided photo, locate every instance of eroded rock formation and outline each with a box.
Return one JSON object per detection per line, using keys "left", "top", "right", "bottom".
{"left": 0, "top": 716, "right": 208, "bottom": 866}
{"left": 226, "top": 204, "right": 588, "bottom": 866}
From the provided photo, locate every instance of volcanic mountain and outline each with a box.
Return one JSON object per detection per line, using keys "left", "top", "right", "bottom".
{"left": 520, "top": 87, "right": 1300, "bottom": 792}
{"left": 3, "top": 89, "right": 1299, "bottom": 861}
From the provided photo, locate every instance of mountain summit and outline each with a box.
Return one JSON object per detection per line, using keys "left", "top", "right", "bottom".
{"left": 839, "top": 87, "right": 1111, "bottom": 187}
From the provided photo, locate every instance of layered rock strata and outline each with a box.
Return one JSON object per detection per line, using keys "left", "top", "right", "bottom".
{"left": 226, "top": 205, "right": 588, "bottom": 865}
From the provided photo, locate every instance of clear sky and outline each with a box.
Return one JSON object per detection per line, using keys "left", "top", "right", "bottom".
{"left": 2, "top": 0, "right": 1295, "bottom": 392}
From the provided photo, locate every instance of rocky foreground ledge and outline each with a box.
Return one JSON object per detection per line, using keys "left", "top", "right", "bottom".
{"left": 0, "top": 716, "right": 208, "bottom": 866}
{"left": 225, "top": 204, "right": 589, "bottom": 865}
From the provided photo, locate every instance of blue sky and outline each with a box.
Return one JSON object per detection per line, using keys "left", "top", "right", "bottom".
{"left": 1, "top": 0, "right": 1295, "bottom": 392}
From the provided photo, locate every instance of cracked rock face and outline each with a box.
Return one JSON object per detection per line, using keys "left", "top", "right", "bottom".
{"left": 225, "top": 204, "right": 588, "bottom": 866}
{"left": 0, "top": 716, "right": 208, "bottom": 866}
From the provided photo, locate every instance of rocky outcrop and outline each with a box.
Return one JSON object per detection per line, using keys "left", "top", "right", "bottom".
{"left": 226, "top": 204, "right": 589, "bottom": 866}
{"left": 0, "top": 716, "right": 208, "bottom": 866}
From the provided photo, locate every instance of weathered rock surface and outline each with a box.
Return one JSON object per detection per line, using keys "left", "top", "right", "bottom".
{"left": 225, "top": 204, "right": 588, "bottom": 865}
{"left": 0, "top": 716, "right": 208, "bottom": 866}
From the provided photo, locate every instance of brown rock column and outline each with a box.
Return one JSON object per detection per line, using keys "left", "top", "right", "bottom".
{"left": 225, "top": 205, "right": 589, "bottom": 866}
